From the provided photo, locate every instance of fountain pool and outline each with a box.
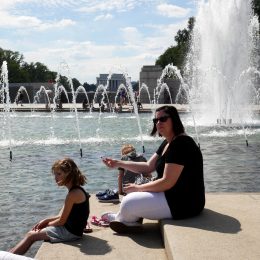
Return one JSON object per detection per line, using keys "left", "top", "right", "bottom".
{"left": 1, "top": 111, "right": 260, "bottom": 256}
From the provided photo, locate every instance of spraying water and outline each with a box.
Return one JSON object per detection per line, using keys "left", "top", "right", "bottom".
{"left": 75, "top": 86, "right": 90, "bottom": 108}
{"left": 168, "top": 0, "right": 260, "bottom": 147}
{"left": 156, "top": 64, "right": 201, "bottom": 146}
{"left": 122, "top": 71, "right": 145, "bottom": 153}
{"left": 14, "top": 86, "right": 31, "bottom": 107}
{"left": 33, "top": 85, "right": 56, "bottom": 137}
{"left": 0, "top": 61, "right": 12, "bottom": 160}
{"left": 60, "top": 61, "right": 83, "bottom": 157}
{"left": 182, "top": 0, "right": 260, "bottom": 125}
{"left": 139, "top": 83, "right": 152, "bottom": 105}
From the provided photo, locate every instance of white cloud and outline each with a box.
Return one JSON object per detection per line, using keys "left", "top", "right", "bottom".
{"left": 0, "top": 10, "right": 75, "bottom": 30}
{"left": 94, "top": 13, "right": 113, "bottom": 21}
{"left": 0, "top": 0, "right": 76, "bottom": 30}
{"left": 121, "top": 19, "right": 188, "bottom": 51}
{"left": 0, "top": 0, "right": 75, "bottom": 9}
{"left": 0, "top": 11, "right": 40, "bottom": 28}
{"left": 23, "top": 41, "right": 120, "bottom": 82}
{"left": 20, "top": 17, "right": 188, "bottom": 83}
{"left": 0, "top": 0, "right": 195, "bottom": 83}
{"left": 21, "top": 40, "right": 151, "bottom": 83}
{"left": 39, "top": 19, "right": 76, "bottom": 31}
{"left": 77, "top": 0, "right": 151, "bottom": 13}
{"left": 120, "top": 27, "right": 143, "bottom": 45}
{"left": 157, "top": 4, "right": 190, "bottom": 18}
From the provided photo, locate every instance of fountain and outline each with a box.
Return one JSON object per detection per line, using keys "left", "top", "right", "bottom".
{"left": 14, "top": 86, "right": 31, "bottom": 106}
{"left": 0, "top": 61, "right": 12, "bottom": 161}
{"left": 93, "top": 84, "right": 111, "bottom": 112}
{"left": 114, "top": 84, "right": 131, "bottom": 107}
{"left": 179, "top": 0, "right": 260, "bottom": 125}
{"left": 33, "top": 86, "right": 53, "bottom": 107}
{"left": 75, "top": 86, "right": 90, "bottom": 109}
{"left": 153, "top": 0, "right": 260, "bottom": 146}
{"left": 53, "top": 74, "right": 71, "bottom": 110}
{"left": 121, "top": 70, "right": 146, "bottom": 153}
{"left": 139, "top": 83, "right": 152, "bottom": 105}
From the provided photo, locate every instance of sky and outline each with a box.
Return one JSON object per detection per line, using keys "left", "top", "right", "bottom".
{"left": 0, "top": 0, "right": 198, "bottom": 84}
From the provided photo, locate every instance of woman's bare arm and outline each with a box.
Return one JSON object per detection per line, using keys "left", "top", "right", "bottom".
{"left": 102, "top": 153, "right": 158, "bottom": 174}
{"left": 124, "top": 163, "right": 184, "bottom": 193}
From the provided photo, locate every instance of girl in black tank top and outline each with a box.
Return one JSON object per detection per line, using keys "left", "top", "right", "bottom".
{"left": 9, "top": 158, "right": 89, "bottom": 255}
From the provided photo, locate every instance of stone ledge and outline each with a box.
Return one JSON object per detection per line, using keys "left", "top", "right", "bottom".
{"left": 35, "top": 195, "right": 166, "bottom": 260}
{"left": 160, "top": 193, "right": 260, "bottom": 260}
{"left": 35, "top": 193, "right": 260, "bottom": 259}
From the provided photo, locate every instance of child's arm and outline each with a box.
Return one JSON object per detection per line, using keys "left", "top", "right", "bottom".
{"left": 32, "top": 215, "right": 60, "bottom": 231}
{"left": 47, "top": 189, "right": 85, "bottom": 226}
{"left": 32, "top": 205, "right": 68, "bottom": 230}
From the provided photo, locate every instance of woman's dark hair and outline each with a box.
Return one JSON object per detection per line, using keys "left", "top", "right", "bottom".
{"left": 52, "top": 157, "right": 87, "bottom": 186}
{"left": 150, "top": 105, "right": 185, "bottom": 136}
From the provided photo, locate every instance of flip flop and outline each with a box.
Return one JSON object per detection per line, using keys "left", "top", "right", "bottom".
{"left": 90, "top": 216, "right": 110, "bottom": 227}
{"left": 83, "top": 221, "right": 93, "bottom": 233}
{"left": 91, "top": 216, "right": 101, "bottom": 226}
{"left": 99, "top": 219, "right": 110, "bottom": 227}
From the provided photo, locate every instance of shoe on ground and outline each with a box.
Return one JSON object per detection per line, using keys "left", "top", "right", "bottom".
{"left": 96, "top": 189, "right": 111, "bottom": 198}
{"left": 90, "top": 216, "right": 101, "bottom": 226}
{"left": 96, "top": 188, "right": 118, "bottom": 198}
{"left": 90, "top": 216, "right": 110, "bottom": 227}
{"left": 98, "top": 190, "right": 119, "bottom": 203}
{"left": 109, "top": 220, "right": 142, "bottom": 233}
{"left": 83, "top": 222, "right": 93, "bottom": 233}
{"left": 101, "top": 212, "right": 116, "bottom": 223}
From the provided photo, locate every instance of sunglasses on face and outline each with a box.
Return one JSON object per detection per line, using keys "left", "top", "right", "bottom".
{"left": 153, "top": 115, "right": 170, "bottom": 124}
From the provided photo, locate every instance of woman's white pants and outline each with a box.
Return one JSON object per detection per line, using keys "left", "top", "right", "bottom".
{"left": 115, "top": 191, "right": 172, "bottom": 223}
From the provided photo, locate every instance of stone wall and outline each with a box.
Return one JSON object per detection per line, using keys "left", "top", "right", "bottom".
{"left": 139, "top": 65, "right": 183, "bottom": 104}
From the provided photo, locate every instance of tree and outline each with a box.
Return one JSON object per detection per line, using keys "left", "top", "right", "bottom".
{"left": 155, "top": 17, "right": 195, "bottom": 71}
{"left": 83, "top": 82, "right": 96, "bottom": 92}
{"left": 0, "top": 48, "right": 25, "bottom": 82}
{"left": 131, "top": 81, "right": 139, "bottom": 92}
{"left": 72, "top": 78, "right": 81, "bottom": 89}
{"left": 0, "top": 47, "right": 81, "bottom": 85}
{"left": 252, "top": 0, "right": 260, "bottom": 22}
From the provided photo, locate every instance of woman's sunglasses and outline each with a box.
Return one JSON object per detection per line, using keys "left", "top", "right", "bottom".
{"left": 153, "top": 115, "right": 170, "bottom": 124}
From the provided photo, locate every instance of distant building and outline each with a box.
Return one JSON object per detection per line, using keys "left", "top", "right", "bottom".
{"left": 139, "top": 65, "right": 181, "bottom": 104}
{"left": 96, "top": 74, "right": 130, "bottom": 92}
{"left": 139, "top": 65, "right": 162, "bottom": 103}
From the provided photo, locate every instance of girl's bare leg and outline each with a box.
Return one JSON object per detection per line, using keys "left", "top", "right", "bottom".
{"left": 9, "top": 230, "right": 50, "bottom": 255}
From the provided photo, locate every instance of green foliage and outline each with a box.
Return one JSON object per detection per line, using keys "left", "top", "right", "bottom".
{"left": 252, "top": 0, "right": 260, "bottom": 21}
{"left": 83, "top": 82, "right": 96, "bottom": 92}
{"left": 131, "top": 81, "right": 139, "bottom": 92}
{"left": 155, "top": 17, "right": 195, "bottom": 71}
{"left": 155, "top": 1, "right": 260, "bottom": 71}
{"left": 72, "top": 78, "right": 81, "bottom": 89}
{"left": 0, "top": 47, "right": 56, "bottom": 83}
{"left": 0, "top": 47, "right": 81, "bottom": 87}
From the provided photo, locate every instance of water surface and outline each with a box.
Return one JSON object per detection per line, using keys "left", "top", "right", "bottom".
{"left": 1, "top": 111, "right": 259, "bottom": 256}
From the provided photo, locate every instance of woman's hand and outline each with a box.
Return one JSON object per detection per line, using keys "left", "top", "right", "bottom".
{"left": 102, "top": 157, "right": 118, "bottom": 168}
{"left": 123, "top": 183, "right": 141, "bottom": 193}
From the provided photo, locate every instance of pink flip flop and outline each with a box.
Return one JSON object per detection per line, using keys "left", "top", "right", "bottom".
{"left": 90, "top": 216, "right": 110, "bottom": 227}
{"left": 91, "top": 216, "right": 101, "bottom": 226}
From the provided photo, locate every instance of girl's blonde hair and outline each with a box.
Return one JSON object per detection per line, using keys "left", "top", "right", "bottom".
{"left": 52, "top": 157, "right": 87, "bottom": 186}
{"left": 121, "top": 144, "right": 136, "bottom": 156}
